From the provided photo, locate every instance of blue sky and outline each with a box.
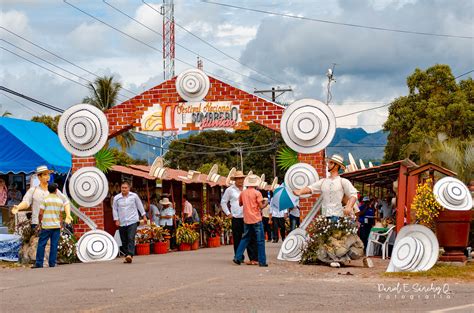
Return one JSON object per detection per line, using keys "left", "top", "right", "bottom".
{"left": 1, "top": 0, "right": 473, "bottom": 133}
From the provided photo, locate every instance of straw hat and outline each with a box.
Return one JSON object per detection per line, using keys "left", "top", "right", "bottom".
{"left": 231, "top": 170, "right": 246, "bottom": 179}
{"left": 244, "top": 174, "right": 261, "bottom": 187}
{"left": 36, "top": 165, "right": 53, "bottom": 174}
{"left": 326, "top": 154, "right": 346, "bottom": 169}
{"left": 159, "top": 197, "right": 172, "bottom": 205}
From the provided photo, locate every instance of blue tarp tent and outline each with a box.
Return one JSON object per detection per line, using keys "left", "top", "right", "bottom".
{"left": 0, "top": 117, "right": 71, "bottom": 174}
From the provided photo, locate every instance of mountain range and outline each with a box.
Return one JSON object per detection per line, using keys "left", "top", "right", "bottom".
{"left": 120, "top": 127, "right": 388, "bottom": 164}
{"left": 327, "top": 128, "right": 388, "bottom": 163}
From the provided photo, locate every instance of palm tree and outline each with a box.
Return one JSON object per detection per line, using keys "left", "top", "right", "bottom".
{"left": 1, "top": 111, "right": 12, "bottom": 117}
{"left": 83, "top": 76, "right": 135, "bottom": 152}
{"left": 407, "top": 133, "right": 474, "bottom": 184}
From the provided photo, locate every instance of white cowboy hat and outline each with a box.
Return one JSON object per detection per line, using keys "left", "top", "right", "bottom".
{"left": 326, "top": 154, "right": 346, "bottom": 169}
{"left": 244, "top": 174, "right": 261, "bottom": 187}
{"left": 386, "top": 224, "right": 439, "bottom": 273}
{"left": 159, "top": 197, "right": 172, "bottom": 206}
{"left": 36, "top": 165, "right": 53, "bottom": 174}
{"left": 433, "top": 177, "right": 472, "bottom": 211}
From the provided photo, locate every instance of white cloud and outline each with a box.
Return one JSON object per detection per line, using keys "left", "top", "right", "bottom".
{"left": 67, "top": 22, "right": 110, "bottom": 55}
{"left": 0, "top": 10, "right": 32, "bottom": 37}
{"left": 215, "top": 24, "right": 257, "bottom": 47}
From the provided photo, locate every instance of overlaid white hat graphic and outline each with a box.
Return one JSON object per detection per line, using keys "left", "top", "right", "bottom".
{"left": 433, "top": 176, "right": 472, "bottom": 211}
{"left": 386, "top": 224, "right": 439, "bottom": 272}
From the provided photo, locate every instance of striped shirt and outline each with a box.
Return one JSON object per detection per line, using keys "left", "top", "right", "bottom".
{"left": 40, "top": 194, "right": 64, "bottom": 229}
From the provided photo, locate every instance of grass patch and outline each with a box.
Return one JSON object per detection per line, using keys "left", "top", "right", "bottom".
{"left": 383, "top": 262, "right": 474, "bottom": 280}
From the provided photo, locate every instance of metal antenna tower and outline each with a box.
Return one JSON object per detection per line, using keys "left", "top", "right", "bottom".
{"left": 161, "top": 0, "right": 175, "bottom": 80}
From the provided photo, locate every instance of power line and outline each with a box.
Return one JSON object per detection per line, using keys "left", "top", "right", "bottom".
{"left": 0, "top": 92, "right": 43, "bottom": 115}
{"left": 1, "top": 46, "right": 92, "bottom": 95}
{"left": 0, "top": 26, "right": 138, "bottom": 98}
{"left": 0, "top": 39, "right": 131, "bottom": 103}
{"left": 63, "top": 0, "right": 255, "bottom": 91}
{"left": 0, "top": 86, "right": 65, "bottom": 113}
{"left": 201, "top": 1, "right": 473, "bottom": 40}
{"left": 335, "top": 103, "right": 390, "bottom": 118}
{"left": 141, "top": 0, "right": 285, "bottom": 85}
{"left": 455, "top": 69, "right": 474, "bottom": 79}
{"left": 103, "top": 0, "right": 270, "bottom": 86}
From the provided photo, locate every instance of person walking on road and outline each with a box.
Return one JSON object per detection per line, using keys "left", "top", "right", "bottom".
{"left": 113, "top": 181, "right": 147, "bottom": 264}
{"left": 233, "top": 175, "right": 268, "bottom": 267}
{"left": 221, "top": 171, "right": 258, "bottom": 264}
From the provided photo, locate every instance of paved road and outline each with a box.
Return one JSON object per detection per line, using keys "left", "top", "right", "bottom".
{"left": 1, "top": 243, "right": 473, "bottom": 312}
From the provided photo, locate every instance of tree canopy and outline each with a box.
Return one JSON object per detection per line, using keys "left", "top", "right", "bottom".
{"left": 31, "top": 115, "right": 61, "bottom": 133}
{"left": 383, "top": 64, "right": 474, "bottom": 162}
{"left": 164, "top": 123, "right": 286, "bottom": 180}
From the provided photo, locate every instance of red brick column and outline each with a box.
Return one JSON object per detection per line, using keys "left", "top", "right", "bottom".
{"left": 297, "top": 151, "right": 326, "bottom": 218}
{"left": 71, "top": 156, "right": 104, "bottom": 237}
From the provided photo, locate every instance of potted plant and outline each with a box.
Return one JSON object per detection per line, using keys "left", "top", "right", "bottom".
{"left": 412, "top": 179, "right": 443, "bottom": 232}
{"left": 151, "top": 225, "right": 170, "bottom": 254}
{"left": 202, "top": 215, "right": 223, "bottom": 248}
{"left": 176, "top": 223, "right": 199, "bottom": 251}
{"left": 190, "top": 222, "right": 200, "bottom": 250}
{"left": 135, "top": 227, "right": 152, "bottom": 255}
{"left": 413, "top": 178, "right": 472, "bottom": 262}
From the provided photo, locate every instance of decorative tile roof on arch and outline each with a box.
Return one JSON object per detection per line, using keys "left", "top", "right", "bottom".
{"left": 104, "top": 75, "right": 285, "bottom": 138}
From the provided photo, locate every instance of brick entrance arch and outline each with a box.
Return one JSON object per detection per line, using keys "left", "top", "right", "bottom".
{"left": 72, "top": 75, "right": 325, "bottom": 236}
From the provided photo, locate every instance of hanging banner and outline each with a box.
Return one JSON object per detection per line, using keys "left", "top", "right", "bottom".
{"left": 141, "top": 101, "right": 242, "bottom": 132}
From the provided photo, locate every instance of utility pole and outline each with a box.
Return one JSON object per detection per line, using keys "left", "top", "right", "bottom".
{"left": 326, "top": 63, "right": 337, "bottom": 105}
{"left": 254, "top": 87, "right": 292, "bottom": 103}
{"left": 231, "top": 142, "right": 247, "bottom": 171}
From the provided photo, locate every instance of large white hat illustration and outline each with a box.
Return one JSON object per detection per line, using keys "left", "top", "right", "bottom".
{"left": 176, "top": 68, "right": 210, "bottom": 102}
{"left": 76, "top": 229, "right": 118, "bottom": 263}
{"left": 433, "top": 177, "right": 472, "bottom": 211}
{"left": 69, "top": 167, "right": 108, "bottom": 208}
{"left": 387, "top": 224, "right": 439, "bottom": 272}
{"left": 280, "top": 99, "right": 336, "bottom": 154}
{"left": 58, "top": 103, "right": 109, "bottom": 157}
{"left": 284, "top": 163, "right": 319, "bottom": 197}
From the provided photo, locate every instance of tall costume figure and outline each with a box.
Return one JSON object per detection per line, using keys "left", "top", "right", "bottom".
{"left": 12, "top": 166, "right": 72, "bottom": 229}
{"left": 294, "top": 154, "right": 368, "bottom": 268}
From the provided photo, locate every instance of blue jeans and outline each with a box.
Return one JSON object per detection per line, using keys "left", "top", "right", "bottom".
{"left": 35, "top": 228, "right": 60, "bottom": 267}
{"left": 234, "top": 222, "right": 266, "bottom": 265}
{"left": 290, "top": 215, "right": 300, "bottom": 231}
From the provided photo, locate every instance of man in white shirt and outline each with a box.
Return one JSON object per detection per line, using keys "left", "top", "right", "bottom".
{"left": 221, "top": 171, "right": 258, "bottom": 264}
{"left": 113, "top": 181, "right": 147, "bottom": 263}
{"left": 294, "top": 154, "right": 358, "bottom": 221}
{"left": 269, "top": 202, "right": 287, "bottom": 243}
{"left": 294, "top": 154, "right": 369, "bottom": 268}
{"left": 159, "top": 197, "right": 176, "bottom": 249}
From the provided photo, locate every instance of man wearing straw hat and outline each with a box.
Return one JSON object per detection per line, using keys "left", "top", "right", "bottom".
{"left": 12, "top": 165, "right": 72, "bottom": 230}
{"left": 294, "top": 154, "right": 369, "bottom": 268}
{"left": 221, "top": 171, "right": 258, "bottom": 265}
{"left": 233, "top": 174, "right": 268, "bottom": 267}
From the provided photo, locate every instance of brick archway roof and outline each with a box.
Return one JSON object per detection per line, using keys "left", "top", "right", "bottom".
{"left": 105, "top": 75, "right": 285, "bottom": 138}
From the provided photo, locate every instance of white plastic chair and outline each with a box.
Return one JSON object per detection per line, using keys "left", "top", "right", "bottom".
{"left": 366, "top": 226, "right": 396, "bottom": 259}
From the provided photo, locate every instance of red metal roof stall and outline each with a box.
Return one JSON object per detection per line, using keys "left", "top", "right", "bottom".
{"left": 342, "top": 159, "right": 457, "bottom": 233}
